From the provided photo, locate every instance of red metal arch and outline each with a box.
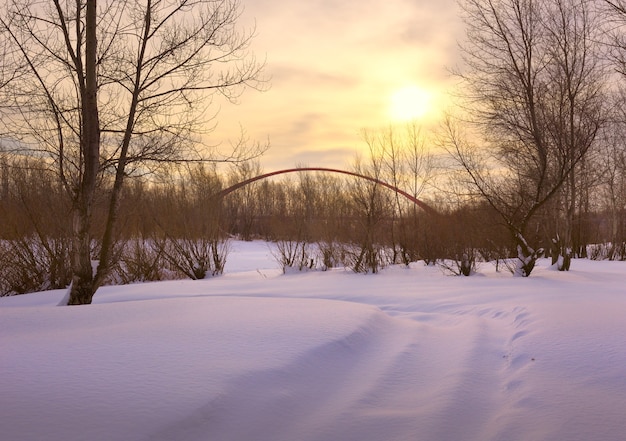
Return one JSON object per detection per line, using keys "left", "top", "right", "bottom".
{"left": 215, "top": 167, "right": 437, "bottom": 215}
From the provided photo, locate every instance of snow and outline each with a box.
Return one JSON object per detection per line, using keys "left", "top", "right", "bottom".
{"left": 2, "top": 240, "right": 626, "bottom": 441}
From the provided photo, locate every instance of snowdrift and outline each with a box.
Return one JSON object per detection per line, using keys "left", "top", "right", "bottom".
{"left": 2, "top": 241, "right": 626, "bottom": 441}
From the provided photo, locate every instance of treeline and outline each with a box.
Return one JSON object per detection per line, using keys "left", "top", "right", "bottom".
{"left": 2, "top": 122, "right": 625, "bottom": 295}
{"left": 4, "top": 0, "right": 626, "bottom": 300}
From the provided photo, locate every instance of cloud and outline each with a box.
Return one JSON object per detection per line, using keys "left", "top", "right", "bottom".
{"left": 214, "top": 0, "right": 462, "bottom": 170}
{"left": 268, "top": 65, "right": 360, "bottom": 89}
{"left": 264, "top": 145, "right": 360, "bottom": 170}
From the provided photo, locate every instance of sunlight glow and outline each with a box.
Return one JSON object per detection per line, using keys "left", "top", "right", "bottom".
{"left": 388, "top": 85, "right": 433, "bottom": 122}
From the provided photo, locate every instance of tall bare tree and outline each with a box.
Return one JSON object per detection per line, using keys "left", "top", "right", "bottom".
{"left": 447, "top": 0, "right": 606, "bottom": 275}
{"left": 602, "top": 1, "right": 626, "bottom": 259}
{"left": 544, "top": 0, "right": 606, "bottom": 268}
{"left": 0, "top": 0, "right": 265, "bottom": 304}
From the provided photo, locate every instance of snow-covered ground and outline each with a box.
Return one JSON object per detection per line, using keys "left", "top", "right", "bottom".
{"left": 2, "top": 240, "right": 626, "bottom": 441}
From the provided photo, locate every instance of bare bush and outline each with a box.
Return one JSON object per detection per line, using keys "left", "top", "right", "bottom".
{"left": 317, "top": 241, "right": 345, "bottom": 271}
{"left": 342, "top": 242, "right": 390, "bottom": 274}
{"left": 588, "top": 242, "right": 626, "bottom": 261}
{"left": 437, "top": 249, "right": 478, "bottom": 277}
{"left": 157, "top": 237, "right": 229, "bottom": 280}
{"left": 111, "top": 237, "right": 170, "bottom": 285}
{"left": 0, "top": 236, "right": 71, "bottom": 296}
{"left": 272, "top": 240, "right": 317, "bottom": 273}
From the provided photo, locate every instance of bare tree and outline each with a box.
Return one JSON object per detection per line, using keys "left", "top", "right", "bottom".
{"left": 223, "top": 160, "right": 264, "bottom": 240}
{"left": 601, "top": 1, "right": 626, "bottom": 259}
{"left": 544, "top": 0, "right": 606, "bottom": 269}
{"left": 447, "top": 0, "right": 606, "bottom": 275}
{"left": 0, "top": 0, "right": 265, "bottom": 303}
{"left": 345, "top": 153, "right": 393, "bottom": 273}
{"left": 362, "top": 123, "right": 434, "bottom": 265}
{"left": 605, "top": 0, "right": 626, "bottom": 72}
{"left": 594, "top": 91, "right": 626, "bottom": 259}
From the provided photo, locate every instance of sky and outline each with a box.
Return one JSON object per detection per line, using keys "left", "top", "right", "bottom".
{"left": 212, "top": 0, "right": 464, "bottom": 171}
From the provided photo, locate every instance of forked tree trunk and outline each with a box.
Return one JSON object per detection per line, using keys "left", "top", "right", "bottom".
{"left": 551, "top": 234, "right": 572, "bottom": 271}
{"left": 513, "top": 231, "right": 543, "bottom": 277}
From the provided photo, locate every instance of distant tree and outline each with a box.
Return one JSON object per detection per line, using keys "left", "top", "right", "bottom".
{"left": 346, "top": 153, "right": 392, "bottom": 273}
{"left": 363, "top": 123, "right": 434, "bottom": 265}
{"left": 224, "top": 160, "right": 264, "bottom": 240}
{"left": 0, "top": 157, "right": 72, "bottom": 296}
{"left": 593, "top": 93, "right": 626, "bottom": 259}
{"left": 602, "top": 1, "right": 626, "bottom": 259}
{"left": 447, "top": 0, "right": 606, "bottom": 276}
{"left": 0, "top": 0, "right": 266, "bottom": 303}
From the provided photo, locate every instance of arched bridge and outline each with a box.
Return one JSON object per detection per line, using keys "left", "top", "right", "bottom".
{"left": 214, "top": 167, "right": 437, "bottom": 215}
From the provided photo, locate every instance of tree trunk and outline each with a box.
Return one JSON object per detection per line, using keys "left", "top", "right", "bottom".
{"left": 67, "top": 0, "right": 100, "bottom": 305}
{"left": 68, "top": 205, "right": 96, "bottom": 304}
{"left": 513, "top": 230, "right": 542, "bottom": 277}
{"left": 551, "top": 234, "right": 571, "bottom": 271}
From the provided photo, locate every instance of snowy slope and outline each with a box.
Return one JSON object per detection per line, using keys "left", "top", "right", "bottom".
{"left": 1, "top": 240, "right": 626, "bottom": 441}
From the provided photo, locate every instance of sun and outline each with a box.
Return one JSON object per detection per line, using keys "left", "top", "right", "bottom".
{"left": 388, "top": 85, "right": 433, "bottom": 122}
